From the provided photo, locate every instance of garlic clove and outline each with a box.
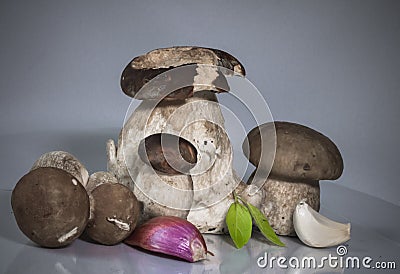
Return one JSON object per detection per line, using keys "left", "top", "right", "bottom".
{"left": 293, "top": 200, "right": 351, "bottom": 248}
{"left": 125, "top": 216, "right": 211, "bottom": 262}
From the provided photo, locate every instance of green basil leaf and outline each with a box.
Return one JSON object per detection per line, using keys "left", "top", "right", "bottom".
{"left": 226, "top": 201, "right": 252, "bottom": 249}
{"left": 246, "top": 202, "right": 285, "bottom": 247}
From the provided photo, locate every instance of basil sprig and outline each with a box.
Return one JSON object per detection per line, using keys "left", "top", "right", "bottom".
{"left": 226, "top": 193, "right": 285, "bottom": 248}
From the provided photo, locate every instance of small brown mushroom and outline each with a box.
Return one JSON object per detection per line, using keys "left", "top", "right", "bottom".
{"left": 11, "top": 167, "right": 90, "bottom": 247}
{"left": 120, "top": 46, "right": 245, "bottom": 100}
{"left": 31, "top": 151, "right": 89, "bottom": 187}
{"left": 138, "top": 133, "right": 197, "bottom": 175}
{"left": 243, "top": 121, "right": 344, "bottom": 235}
{"left": 85, "top": 172, "right": 140, "bottom": 245}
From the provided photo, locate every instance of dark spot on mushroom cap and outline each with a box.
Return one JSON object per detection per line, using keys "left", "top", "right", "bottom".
{"left": 138, "top": 133, "right": 197, "bottom": 175}
{"left": 120, "top": 46, "right": 245, "bottom": 100}
{"left": 11, "top": 167, "right": 89, "bottom": 248}
{"left": 243, "top": 121, "right": 344, "bottom": 181}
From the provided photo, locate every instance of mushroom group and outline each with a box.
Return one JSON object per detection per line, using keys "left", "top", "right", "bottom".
{"left": 11, "top": 46, "right": 346, "bottom": 251}
{"left": 12, "top": 151, "right": 140, "bottom": 247}
{"left": 242, "top": 121, "right": 344, "bottom": 235}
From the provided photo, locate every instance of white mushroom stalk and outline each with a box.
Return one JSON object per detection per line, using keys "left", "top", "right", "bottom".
{"left": 107, "top": 98, "right": 194, "bottom": 221}
{"left": 107, "top": 89, "right": 244, "bottom": 232}
{"left": 31, "top": 151, "right": 89, "bottom": 187}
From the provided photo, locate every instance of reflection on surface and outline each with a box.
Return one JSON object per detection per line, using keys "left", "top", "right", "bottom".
{"left": 7, "top": 237, "right": 204, "bottom": 274}
{"left": 219, "top": 247, "right": 251, "bottom": 274}
{"left": 1, "top": 188, "right": 399, "bottom": 274}
{"left": 6, "top": 245, "right": 78, "bottom": 274}
{"left": 6, "top": 227, "right": 344, "bottom": 274}
{"left": 2, "top": 236, "right": 343, "bottom": 274}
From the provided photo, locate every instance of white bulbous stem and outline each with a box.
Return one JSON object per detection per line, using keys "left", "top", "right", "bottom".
{"left": 107, "top": 99, "right": 193, "bottom": 222}
{"left": 107, "top": 91, "right": 253, "bottom": 232}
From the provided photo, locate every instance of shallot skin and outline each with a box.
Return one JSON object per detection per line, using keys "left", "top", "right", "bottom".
{"left": 125, "top": 216, "right": 209, "bottom": 262}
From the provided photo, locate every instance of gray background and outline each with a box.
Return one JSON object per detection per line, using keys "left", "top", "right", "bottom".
{"left": 1, "top": 0, "right": 399, "bottom": 206}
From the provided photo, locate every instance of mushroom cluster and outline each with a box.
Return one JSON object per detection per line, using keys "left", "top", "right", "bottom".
{"left": 11, "top": 47, "right": 256, "bottom": 248}
{"left": 242, "top": 121, "right": 344, "bottom": 235}
{"left": 107, "top": 46, "right": 253, "bottom": 233}
{"left": 11, "top": 46, "right": 347, "bottom": 251}
{"left": 12, "top": 151, "right": 140, "bottom": 247}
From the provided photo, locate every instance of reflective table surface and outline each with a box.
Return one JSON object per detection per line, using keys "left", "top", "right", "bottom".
{"left": 1, "top": 182, "right": 399, "bottom": 274}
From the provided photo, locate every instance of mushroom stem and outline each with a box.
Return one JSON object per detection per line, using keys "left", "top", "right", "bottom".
{"left": 106, "top": 139, "right": 118, "bottom": 175}
{"left": 260, "top": 177, "right": 320, "bottom": 236}
{"left": 108, "top": 91, "right": 246, "bottom": 232}
{"left": 109, "top": 98, "right": 195, "bottom": 222}
{"left": 31, "top": 151, "right": 89, "bottom": 187}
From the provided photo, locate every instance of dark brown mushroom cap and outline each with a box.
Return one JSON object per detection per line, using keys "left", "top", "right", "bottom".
{"left": 120, "top": 46, "right": 245, "bottom": 100}
{"left": 138, "top": 133, "right": 198, "bottom": 175}
{"left": 243, "top": 122, "right": 344, "bottom": 181}
{"left": 11, "top": 167, "right": 89, "bottom": 247}
{"left": 86, "top": 183, "right": 140, "bottom": 245}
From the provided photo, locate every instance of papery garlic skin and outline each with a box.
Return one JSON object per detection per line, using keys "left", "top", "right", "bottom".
{"left": 125, "top": 216, "right": 209, "bottom": 262}
{"left": 293, "top": 200, "right": 351, "bottom": 248}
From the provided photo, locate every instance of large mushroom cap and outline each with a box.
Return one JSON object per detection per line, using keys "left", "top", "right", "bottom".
{"left": 121, "top": 46, "right": 245, "bottom": 100}
{"left": 243, "top": 121, "right": 344, "bottom": 181}
{"left": 11, "top": 167, "right": 90, "bottom": 247}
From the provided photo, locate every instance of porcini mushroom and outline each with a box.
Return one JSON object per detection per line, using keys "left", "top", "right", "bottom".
{"left": 243, "top": 121, "right": 344, "bottom": 235}
{"left": 11, "top": 167, "right": 90, "bottom": 247}
{"left": 85, "top": 172, "right": 140, "bottom": 245}
{"left": 107, "top": 46, "right": 250, "bottom": 233}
